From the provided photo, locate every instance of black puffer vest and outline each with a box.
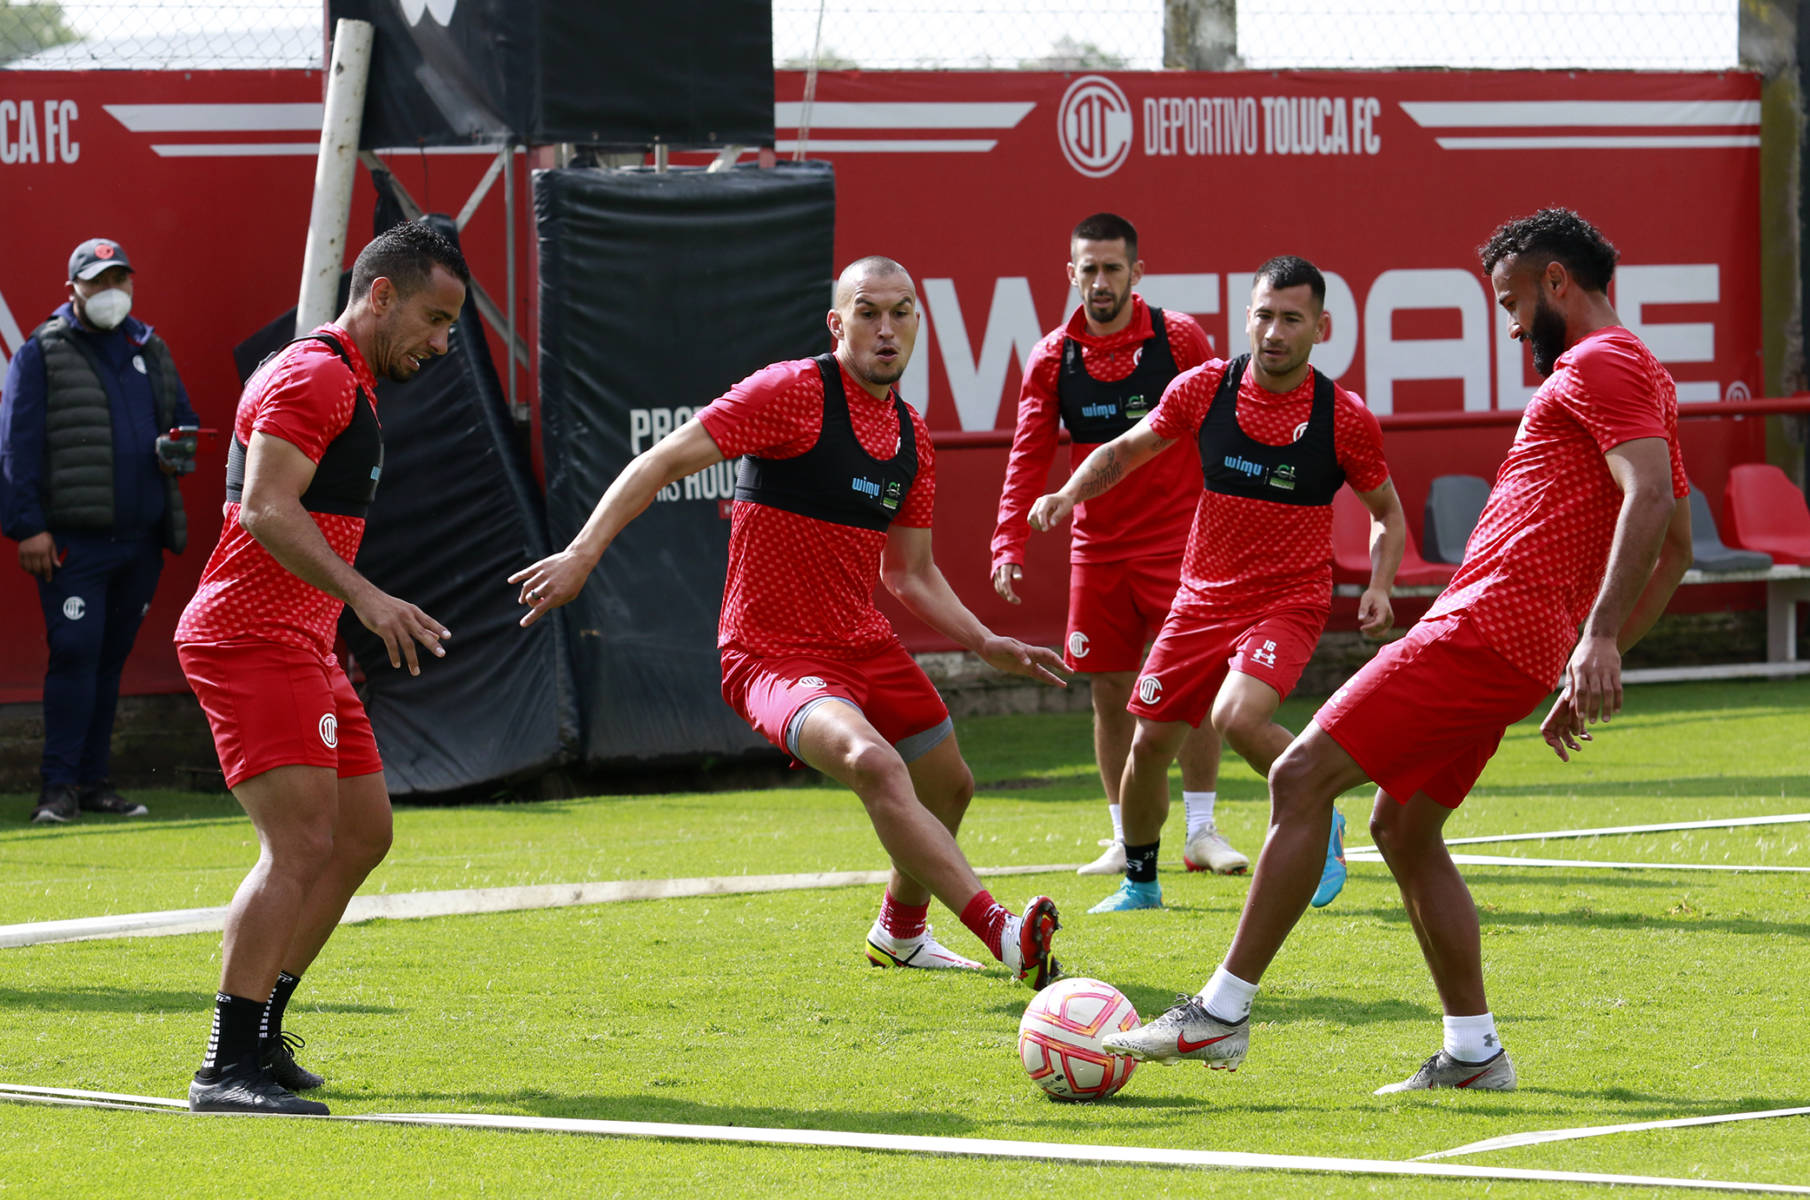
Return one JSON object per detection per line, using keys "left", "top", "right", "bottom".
{"left": 33, "top": 316, "right": 186, "bottom": 552}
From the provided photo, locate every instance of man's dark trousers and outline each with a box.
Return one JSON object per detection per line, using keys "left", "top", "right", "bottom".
{"left": 34, "top": 531, "right": 164, "bottom": 786}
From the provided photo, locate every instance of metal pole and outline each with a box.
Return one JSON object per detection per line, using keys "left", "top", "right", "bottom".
{"left": 296, "top": 18, "right": 373, "bottom": 335}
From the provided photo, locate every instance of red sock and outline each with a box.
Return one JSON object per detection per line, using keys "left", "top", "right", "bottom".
{"left": 959, "top": 889, "right": 1011, "bottom": 960}
{"left": 878, "top": 890, "right": 929, "bottom": 940}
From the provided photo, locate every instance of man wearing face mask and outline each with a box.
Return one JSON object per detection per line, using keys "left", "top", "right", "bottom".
{"left": 0, "top": 237, "right": 200, "bottom": 825}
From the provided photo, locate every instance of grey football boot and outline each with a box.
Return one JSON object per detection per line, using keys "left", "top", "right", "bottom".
{"left": 1374, "top": 1048, "right": 1517, "bottom": 1094}
{"left": 1101, "top": 993, "right": 1248, "bottom": 1069}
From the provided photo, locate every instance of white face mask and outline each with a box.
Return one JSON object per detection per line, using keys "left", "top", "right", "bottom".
{"left": 81, "top": 287, "right": 132, "bottom": 331}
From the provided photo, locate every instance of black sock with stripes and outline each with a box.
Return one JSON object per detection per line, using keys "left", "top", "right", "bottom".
{"left": 196, "top": 992, "right": 264, "bottom": 1080}
{"left": 1125, "top": 840, "right": 1160, "bottom": 883}
{"left": 263, "top": 970, "right": 301, "bottom": 1044}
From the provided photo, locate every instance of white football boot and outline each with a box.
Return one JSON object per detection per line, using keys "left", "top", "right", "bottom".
{"left": 1182, "top": 824, "right": 1249, "bottom": 874}
{"left": 1078, "top": 837, "right": 1127, "bottom": 876}
{"left": 864, "top": 921, "right": 982, "bottom": 970}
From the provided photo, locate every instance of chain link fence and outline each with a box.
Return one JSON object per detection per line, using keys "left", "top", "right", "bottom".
{"left": 0, "top": 1, "right": 321, "bottom": 68}
{"left": 0, "top": 1, "right": 1742, "bottom": 71}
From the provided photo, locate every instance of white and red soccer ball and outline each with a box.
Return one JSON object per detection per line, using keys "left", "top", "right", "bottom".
{"left": 1017, "top": 977, "right": 1141, "bottom": 1101}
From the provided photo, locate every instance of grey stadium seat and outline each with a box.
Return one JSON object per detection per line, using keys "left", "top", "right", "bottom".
{"left": 1422, "top": 474, "right": 1492, "bottom": 564}
{"left": 1688, "top": 483, "right": 1773, "bottom": 572}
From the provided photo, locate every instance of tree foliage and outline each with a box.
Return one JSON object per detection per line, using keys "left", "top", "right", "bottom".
{"left": 0, "top": 3, "right": 78, "bottom": 67}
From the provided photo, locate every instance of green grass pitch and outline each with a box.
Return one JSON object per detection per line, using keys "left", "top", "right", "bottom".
{"left": 2, "top": 678, "right": 1807, "bottom": 1198}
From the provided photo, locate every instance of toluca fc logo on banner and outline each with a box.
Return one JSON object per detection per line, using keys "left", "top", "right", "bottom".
{"left": 1137, "top": 675, "right": 1162, "bottom": 704}
{"left": 1058, "top": 75, "right": 1132, "bottom": 178}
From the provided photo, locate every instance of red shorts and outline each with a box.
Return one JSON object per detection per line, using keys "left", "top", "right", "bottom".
{"left": 178, "top": 639, "right": 384, "bottom": 789}
{"left": 720, "top": 641, "right": 952, "bottom": 765}
{"left": 1314, "top": 614, "right": 1554, "bottom": 808}
{"left": 1127, "top": 605, "right": 1325, "bottom": 726}
{"left": 1064, "top": 553, "right": 1185, "bottom": 673}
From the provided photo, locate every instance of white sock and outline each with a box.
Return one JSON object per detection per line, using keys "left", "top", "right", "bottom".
{"left": 1197, "top": 963, "right": 1258, "bottom": 1022}
{"left": 1108, "top": 803, "right": 1124, "bottom": 843}
{"left": 1443, "top": 1012, "right": 1501, "bottom": 1062}
{"left": 1183, "top": 791, "right": 1217, "bottom": 837}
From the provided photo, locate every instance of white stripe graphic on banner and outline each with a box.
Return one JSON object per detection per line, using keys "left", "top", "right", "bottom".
{"left": 1401, "top": 101, "right": 1760, "bottom": 128}
{"left": 775, "top": 101, "right": 1034, "bottom": 129}
{"left": 774, "top": 139, "right": 997, "bottom": 153}
{"left": 0, "top": 287, "right": 23, "bottom": 370}
{"left": 105, "top": 103, "right": 324, "bottom": 132}
{"left": 150, "top": 143, "right": 319, "bottom": 157}
{"left": 1435, "top": 135, "right": 1759, "bottom": 150}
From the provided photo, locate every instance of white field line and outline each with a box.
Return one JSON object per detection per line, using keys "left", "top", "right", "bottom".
{"left": 0, "top": 1087, "right": 1804, "bottom": 1193}
{"left": 0, "top": 863, "right": 1073, "bottom": 950}
{"left": 1443, "top": 813, "right": 1810, "bottom": 848}
{"left": 1343, "top": 850, "right": 1810, "bottom": 873}
{"left": 1420, "top": 1105, "right": 1810, "bottom": 1161}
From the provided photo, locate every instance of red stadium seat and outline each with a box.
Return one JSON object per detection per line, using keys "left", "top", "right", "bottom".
{"left": 1721, "top": 464, "right": 1810, "bottom": 566}
{"left": 1331, "top": 486, "right": 1458, "bottom": 589}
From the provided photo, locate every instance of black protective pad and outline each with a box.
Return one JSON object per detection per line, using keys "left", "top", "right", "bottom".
{"left": 233, "top": 233, "right": 580, "bottom": 796}
{"left": 535, "top": 162, "right": 834, "bottom": 763}
{"left": 330, "top": 0, "right": 774, "bottom": 150}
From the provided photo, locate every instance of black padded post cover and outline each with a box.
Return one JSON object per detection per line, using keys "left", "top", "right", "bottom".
{"left": 535, "top": 162, "right": 836, "bottom": 763}
{"left": 330, "top": 0, "right": 775, "bottom": 151}
{"left": 233, "top": 232, "right": 580, "bottom": 797}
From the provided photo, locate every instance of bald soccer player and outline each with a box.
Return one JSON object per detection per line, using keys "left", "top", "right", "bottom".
{"left": 513, "top": 256, "right": 1066, "bottom": 990}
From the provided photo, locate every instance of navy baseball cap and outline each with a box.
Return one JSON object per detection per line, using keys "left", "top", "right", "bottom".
{"left": 68, "top": 238, "right": 134, "bottom": 282}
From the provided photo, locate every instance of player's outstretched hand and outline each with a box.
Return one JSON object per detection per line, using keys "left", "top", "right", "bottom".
{"left": 1564, "top": 634, "right": 1623, "bottom": 726}
{"left": 992, "top": 562, "right": 1023, "bottom": 605}
{"left": 1540, "top": 687, "right": 1592, "bottom": 762}
{"left": 1027, "top": 493, "right": 1074, "bottom": 534}
{"left": 352, "top": 590, "right": 450, "bottom": 677}
{"left": 1356, "top": 587, "right": 1394, "bottom": 637}
{"left": 509, "top": 549, "right": 594, "bottom": 628}
{"left": 978, "top": 635, "right": 1068, "bottom": 687}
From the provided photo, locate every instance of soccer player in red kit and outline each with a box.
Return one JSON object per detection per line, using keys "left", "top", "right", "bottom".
{"left": 991, "top": 213, "right": 1232, "bottom": 878}
{"left": 512, "top": 255, "right": 1066, "bottom": 988}
{"left": 176, "top": 222, "right": 469, "bottom": 1114}
{"left": 1105, "top": 210, "right": 1694, "bottom": 1094}
{"left": 1031, "top": 256, "right": 1406, "bottom": 916}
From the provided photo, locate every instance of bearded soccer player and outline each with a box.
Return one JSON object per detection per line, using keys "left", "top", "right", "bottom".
{"left": 991, "top": 213, "right": 1233, "bottom": 878}
{"left": 1030, "top": 256, "right": 1406, "bottom": 916}
{"left": 176, "top": 222, "right": 469, "bottom": 1114}
{"left": 513, "top": 256, "right": 1066, "bottom": 988}
{"left": 1104, "top": 210, "right": 1692, "bottom": 1094}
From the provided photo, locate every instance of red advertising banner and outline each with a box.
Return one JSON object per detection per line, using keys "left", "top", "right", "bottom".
{"left": 768, "top": 70, "right": 1766, "bottom": 649}
{"left": 0, "top": 70, "right": 524, "bottom": 702}
{"left": 0, "top": 67, "right": 1769, "bottom": 700}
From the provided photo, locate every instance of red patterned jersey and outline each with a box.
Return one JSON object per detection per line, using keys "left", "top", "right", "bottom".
{"left": 991, "top": 296, "right": 1213, "bottom": 571}
{"left": 1423, "top": 326, "right": 1688, "bottom": 685}
{"left": 698, "top": 356, "right": 935, "bottom": 659}
{"left": 175, "top": 323, "right": 378, "bottom": 656}
{"left": 1148, "top": 359, "right": 1390, "bottom": 619}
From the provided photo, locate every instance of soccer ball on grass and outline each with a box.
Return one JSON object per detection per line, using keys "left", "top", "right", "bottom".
{"left": 1017, "top": 976, "right": 1141, "bottom": 1101}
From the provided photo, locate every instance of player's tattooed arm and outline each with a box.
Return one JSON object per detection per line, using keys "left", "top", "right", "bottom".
{"left": 1028, "top": 423, "right": 1175, "bottom": 532}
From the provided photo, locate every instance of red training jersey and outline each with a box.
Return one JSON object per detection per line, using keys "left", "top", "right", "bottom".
{"left": 1422, "top": 325, "right": 1688, "bottom": 686}
{"left": 991, "top": 296, "right": 1212, "bottom": 572}
{"left": 175, "top": 323, "right": 379, "bottom": 657}
{"left": 697, "top": 356, "right": 935, "bottom": 660}
{"left": 1147, "top": 358, "right": 1390, "bottom": 620}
